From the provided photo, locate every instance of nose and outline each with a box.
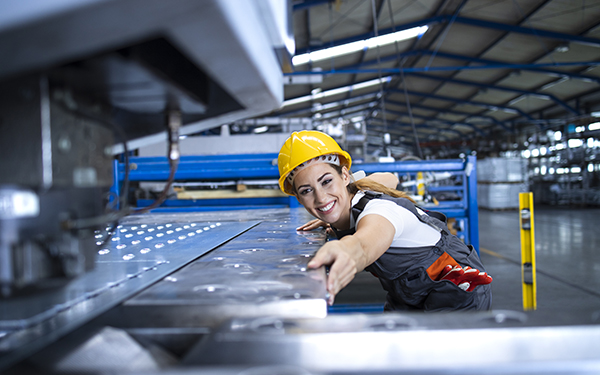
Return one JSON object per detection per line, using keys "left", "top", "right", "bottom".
{"left": 313, "top": 186, "right": 327, "bottom": 204}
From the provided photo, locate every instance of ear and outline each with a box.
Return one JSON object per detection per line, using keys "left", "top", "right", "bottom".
{"left": 341, "top": 166, "right": 351, "bottom": 186}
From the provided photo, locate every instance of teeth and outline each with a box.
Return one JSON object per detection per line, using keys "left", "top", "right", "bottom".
{"left": 318, "top": 201, "right": 334, "bottom": 212}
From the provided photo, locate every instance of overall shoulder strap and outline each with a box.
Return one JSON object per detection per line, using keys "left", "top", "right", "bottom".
{"left": 333, "top": 191, "right": 379, "bottom": 239}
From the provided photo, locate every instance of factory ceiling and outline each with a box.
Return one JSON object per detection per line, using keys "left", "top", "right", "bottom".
{"left": 258, "top": 0, "right": 600, "bottom": 158}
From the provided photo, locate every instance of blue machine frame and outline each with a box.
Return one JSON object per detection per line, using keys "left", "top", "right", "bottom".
{"left": 112, "top": 154, "right": 478, "bottom": 249}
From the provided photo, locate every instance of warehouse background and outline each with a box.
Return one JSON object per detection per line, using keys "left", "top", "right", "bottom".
{"left": 141, "top": 0, "right": 600, "bottom": 207}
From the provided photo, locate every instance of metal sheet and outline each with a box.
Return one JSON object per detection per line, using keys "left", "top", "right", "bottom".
{"left": 121, "top": 208, "right": 328, "bottom": 328}
{"left": 183, "top": 311, "right": 600, "bottom": 373}
{"left": 0, "top": 218, "right": 258, "bottom": 369}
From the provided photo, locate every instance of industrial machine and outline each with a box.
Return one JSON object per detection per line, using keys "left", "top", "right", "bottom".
{"left": 0, "top": 0, "right": 292, "bottom": 296}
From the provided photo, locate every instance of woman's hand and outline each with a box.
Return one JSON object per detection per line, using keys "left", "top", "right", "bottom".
{"left": 306, "top": 214, "right": 395, "bottom": 305}
{"left": 296, "top": 219, "right": 331, "bottom": 232}
{"left": 307, "top": 240, "right": 362, "bottom": 305}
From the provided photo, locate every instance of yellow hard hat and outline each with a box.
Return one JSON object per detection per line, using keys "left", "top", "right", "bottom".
{"left": 278, "top": 130, "right": 351, "bottom": 195}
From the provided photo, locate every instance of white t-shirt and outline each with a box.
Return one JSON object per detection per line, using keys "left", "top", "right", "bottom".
{"left": 350, "top": 191, "right": 441, "bottom": 248}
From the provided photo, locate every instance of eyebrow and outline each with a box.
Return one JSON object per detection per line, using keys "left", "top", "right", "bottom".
{"left": 297, "top": 172, "right": 331, "bottom": 190}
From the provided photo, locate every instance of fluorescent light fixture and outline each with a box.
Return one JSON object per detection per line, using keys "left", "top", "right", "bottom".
{"left": 522, "top": 150, "right": 531, "bottom": 158}
{"left": 571, "top": 166, "right": 581, "bottom": 173}
{"left": 549, "top": 167, "right": 555, "bottom": 175}
{"left": 253, "top": 125, "right": 269, "bottom": 134}
{"left": 508, "top": 96, "right": 525, "bottom": 106}
{"left": 556, "top": 143, "right": 565, "bottom": 150}
{"left": 281, "top": 77, "right": 391, "bottom": 108}
{"left": 292, "top": 26, "right": 428, "bottom": 66}
{"left": 531, "top": 148, "right": 539, "bottom": 157}
{"left": 589, "top": 122, "right": 600, "bottom": 131}
{"left": 541, "top": 77, "right": 568, "bottom": 91}
{"left": 320, "top": 106, "right": 370, "bottom": 120}
{"left": 576, "top": 125, "right": 586, "bottom": 133}
{"left": 540, "top": 146, "right": 547, "bottom": 156}
{"left": 588, "top": 138, "right": 595, "bottom": 148}
{"left": 534, "top": 167, "right": 539, "bottom": 175}
{"left": 591, "top": 112, "right": 600, "bottom": 117}
{"left": 312, "top": 93, "right": 379, "bottom": 113}
{"left": 588, "top": 164, "right": 594, "bottom": 173}
{"left": 554, "top": 131, "right": 562, "bottom": 140}
{"left": 541, "top": 165, "right": 547, "bottom": 175}
{"left": 568, "top": 139, "right": 583, "bottom": 148}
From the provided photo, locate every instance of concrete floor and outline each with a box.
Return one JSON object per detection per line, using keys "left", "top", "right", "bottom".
{"left": 334, "top": 206, "right": 600, "bottom": 314}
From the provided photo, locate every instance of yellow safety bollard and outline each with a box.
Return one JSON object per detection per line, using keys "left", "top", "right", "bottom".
{"left": 416, "top": 172, "right": 425, "bottom": 197}
{"left": 519, "top": 192, "right": 536, "bottom": 310}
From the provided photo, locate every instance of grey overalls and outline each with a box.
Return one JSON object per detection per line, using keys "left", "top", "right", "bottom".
{"left": 333, "top": 191, "right": 492, "bottom": 312}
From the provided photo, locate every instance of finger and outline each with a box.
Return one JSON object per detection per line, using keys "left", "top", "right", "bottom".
{"left": 296, "top": 219, "right": 318, "bottom": 231}
{"left": 300, "top": 219, "right": 327, "bottom": 231}
{"left": 326, "top": 257, "right": 355, "bottom": 295}
{"left": 307, "top": 248, "right": 336, "bottom": 269}
{"left": 327, "top": 292, "right": 335, "bottom": 306}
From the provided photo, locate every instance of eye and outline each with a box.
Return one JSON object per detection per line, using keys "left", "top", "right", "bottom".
{"left": 322, "top": 178, "right": 333, "bottom": 186}
{"left": 299, "top": 187, "right": 312, "bottom": 196}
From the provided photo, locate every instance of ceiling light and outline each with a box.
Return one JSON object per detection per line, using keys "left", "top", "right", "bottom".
{"left": 590, "top": 122, "right": 600, "bottom": 131}
{"left": 253, "top": 126, "right": 268, "bottom": 134}
{"left": 281, "top": 77, "right": 391, "bottom": 108}
{"left": 554, "top": 131, "right": 562, "bottom": 140}
{"left": 554, "top": 43, "right": 570, "bottom": 53}
{"left": 292, "top": 26, "right": 428, "bottom": 66}
{"left": 568, "top": 139, "right": 583, "bottom": 148}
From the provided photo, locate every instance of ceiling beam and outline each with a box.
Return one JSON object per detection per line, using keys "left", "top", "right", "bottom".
{"left": 385, "top": 99, "right": 511, "bottom": 130}
{"left": 389, "top": 88, "right": 534, "bottom": 123}
{"left": 383, "top": 108, "right": 488, "bottom": 136}
{"left": 295, "top": 14, "right": 600, "bottom": 55}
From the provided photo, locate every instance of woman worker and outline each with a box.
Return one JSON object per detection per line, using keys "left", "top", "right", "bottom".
{"left": 278, "top": 130, "right": 492, "bottom": 311}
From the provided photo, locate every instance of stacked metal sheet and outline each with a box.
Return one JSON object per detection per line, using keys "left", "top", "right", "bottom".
{"left": 119, "top": 209, "right": 328, "bottom": 329}
{"left": 478, "top": 157, "right": 528, "bottom": 210}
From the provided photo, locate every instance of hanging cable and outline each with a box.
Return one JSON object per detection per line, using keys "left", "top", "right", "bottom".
{"left": 62, "top": 108, "right": 181, "bottom": 231}
{"left": 387, "top": 0, "right": 423, "bottom": 159}
{"left": 132, "top": 109, "right": 181, "bottom": 214}
{"left": 424, "top": 0, "right": 466, "bottom": 71}
{"left": 370, "top": 0, "right": 390, "bottom": 146}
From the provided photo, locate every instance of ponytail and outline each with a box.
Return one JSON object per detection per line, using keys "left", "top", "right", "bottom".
{"left": 329, "top": 165, "right": 415, "bottom": 203}
{"left": 350, "top": 179, "right": 416, "bottom": 203}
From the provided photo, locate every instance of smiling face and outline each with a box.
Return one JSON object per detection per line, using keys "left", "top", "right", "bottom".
{"left": 293, "top": 163, "right": 353, "bottom": 230}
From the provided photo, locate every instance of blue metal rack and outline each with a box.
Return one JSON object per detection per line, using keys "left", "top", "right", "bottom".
{"left": 112, "top": 154, "right": 478, "bottom": 249}
{"left": 357, "top": 155, "right": 479, "bottom": 250}
{"left": 111, "top": 153, "right": 298, "bottom": 212}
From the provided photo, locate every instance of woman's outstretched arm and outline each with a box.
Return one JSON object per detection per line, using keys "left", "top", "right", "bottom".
{"left": 307, "top": 214, "right": 395, "bottom": 305}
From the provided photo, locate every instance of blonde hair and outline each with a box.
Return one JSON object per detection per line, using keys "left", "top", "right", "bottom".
{"left": 330, "top": 164, "right": 415, "bottom": 203}
{"left": 351, "top": 179, "right": 416, "bottom": 203}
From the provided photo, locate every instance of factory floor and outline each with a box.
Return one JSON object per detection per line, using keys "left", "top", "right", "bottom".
{"left": 334, "top": 205, "right": 600, "bottom": 314}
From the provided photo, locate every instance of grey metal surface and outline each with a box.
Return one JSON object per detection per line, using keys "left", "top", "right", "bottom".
{"left": 0, "top": 74, "right": 115, "bottom": 297}
{"left": 0, "top": 219, "right": 258, "bottom": 369}
{"left": 121, "top": 208, "right": 328, "bottom": 328}
{"left": 0, "top": 0, "right": 287, "bottom": 152}
{"left": 0, "top": 75, "right": 114, "bottom": 188}
{"left": 183, "top": 311, "right": 600, "bottom": 374}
